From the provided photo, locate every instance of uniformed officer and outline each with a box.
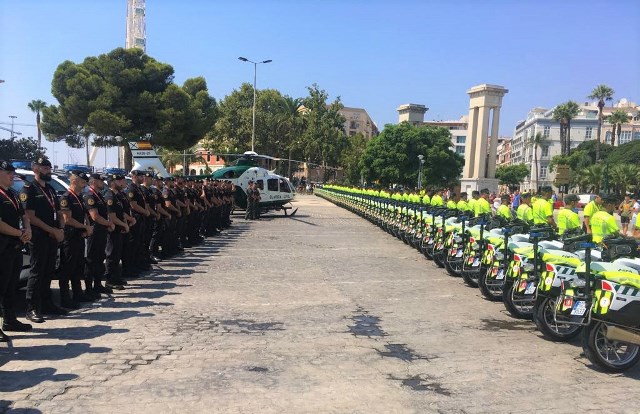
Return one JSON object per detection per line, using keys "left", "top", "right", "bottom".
{"left": 141, "top": 172, "right": 160, "bottom": 263}
{"left": 245, "top": 181, "right": 255, "bottom": 220}
{"left": 583, "top": 194, "right": 603, "bottom": 234}
{"left": 125, "top": 170, "right": 151, "bottom": 273}
{"left": 532, "top": 186, "right": 557, "bottom": 230}
{"left": 84, "top": 173, "right": 115, "bottom": 299}
{"left": 474, "top": 189, "right": 492, "bottom": 218}
{"left": 162, "top": 177, "right": 181, "bottom": 255}
{"left": 150, "top": 175, "right": 171, "bottom": 260}
{"left": 58, "top": 171, "right": 92, "bottom": 309}
{"left": 516, "top": 193, "right": 534, "bottom": 225}
{"left": 117, "top": 177, "right": 137, "bottom": 278}
{"left": 21, "top": 157, "right": 66, "bottom": 323}
{"left": 557, "top": 194, "right": 581, "bottom": 236}
{"left": 105, "top": 174, "right": 130, "bottom": 290}
{"left": 468, "top": 191, "right": 480, "bottom": 215}
{"left": 0, "top": 160, "right": 33, "bottom": 339}
{"left": 174, "top": 177, "right": 190, "bottom": 248}
{"left": 591, "top": 195, "right": 621, "bottom": 243}
{"left": 252, "top": 182, "right": 261, "bottom": 220}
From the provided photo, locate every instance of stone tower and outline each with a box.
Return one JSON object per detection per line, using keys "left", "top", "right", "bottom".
{"left": 460, "top": 84, "right": 508, "bottom": 194}
{"left": 397, "top": 104, "right": 428, "bottom": 125}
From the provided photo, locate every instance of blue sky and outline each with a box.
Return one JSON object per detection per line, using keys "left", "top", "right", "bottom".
{"left": 1, "top": 0, "right": 639, "bottom": 168}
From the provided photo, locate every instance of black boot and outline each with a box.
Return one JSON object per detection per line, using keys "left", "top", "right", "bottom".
{"left": 41, "top": 299, "right": 69, "bottom": 315}
{"left": 0, "top": 328, "right": 10, "bottom": 342}
{"left": 60, "top": 291, "right": 80, "bottom": 310}
{"left": 2, "top": 310, "right": 32, "bottom": 332}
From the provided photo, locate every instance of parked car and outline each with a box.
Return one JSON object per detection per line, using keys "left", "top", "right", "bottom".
{"left": 577, "top": 194, "right": 594, "bottom": 209}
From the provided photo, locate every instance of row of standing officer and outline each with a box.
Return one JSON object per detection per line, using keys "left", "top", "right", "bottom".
{"left": 0, "top": 157, "right": 234, "bottom": 342}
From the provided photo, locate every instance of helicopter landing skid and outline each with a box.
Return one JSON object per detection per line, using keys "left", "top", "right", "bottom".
{"left": 283, "top": 207, "right": 298, "bottom": 217}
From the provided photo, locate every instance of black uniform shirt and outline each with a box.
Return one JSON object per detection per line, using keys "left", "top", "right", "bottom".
{"left": 141, "top": 185, "right": 156, "bottom": 211}
{"left": 150, "top": 187, "right": 163, "bottom": 211}
{"left": 59, "top": 189, "right": 86, "bottom": 230}
{"left": 83, "top": 188, "right": 108, "bottom": 225}
{"left": 118, "top": 190, "right": 132, "bottom": 216}
{"left": 127, "top": 183, "right": 147, "bottom": 211}
{"left": 21, "top": 181, "right": 60, "bottom": 228}
{"left": 105, "top": 189, "right": 125, "bottom": 230}
{"left": 0, "top": 186, "right": 24, "bottom": 229}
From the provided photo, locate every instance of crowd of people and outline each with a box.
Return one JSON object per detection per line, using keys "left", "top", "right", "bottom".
{"left": 0, "top": 157, "right": 235, "bottom": 342}
{"left": 327, "top": 185, "right": 640, "bottom": 242}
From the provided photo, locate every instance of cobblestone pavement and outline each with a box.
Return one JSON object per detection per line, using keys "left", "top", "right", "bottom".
{"left": 1, "top": 196, "right": 638, "bottom": 413}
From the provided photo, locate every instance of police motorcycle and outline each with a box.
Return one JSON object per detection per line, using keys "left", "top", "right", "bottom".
{"left": 420, "top": 207, "right": 448, "bottom": 260}
{"left": 534, "top": 234, "right": 640, "bottom": 342}
{"left": 501, "top": 226, "right": 561, "bottom": 319}
{"left": 432, "top": 209, "right": 463, "bottom": 268}
{"left": 549, "top": 236, "right": 640, "bottom": 372}
{"left": 477, "top": 220, "right": 530, "bottom": 301}
{"left": 460, "top": 215, "right": 506, "bottom": 288}
{"left": 443, "top": 214, "right": 472, "bottom": 277}
{"left": 409, "top": 208, "right": 428, "bottom": 250}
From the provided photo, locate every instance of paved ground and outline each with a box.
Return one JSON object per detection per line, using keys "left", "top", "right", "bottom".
{"left": 1, "top": 195, "right": 638, "bottom": 413}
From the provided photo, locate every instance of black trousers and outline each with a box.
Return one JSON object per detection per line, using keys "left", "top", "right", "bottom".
{"left": 105, "top": 231, "right": 123, "bottom": 281}
{"left": 0, "top": 240, "right": 23, "bottom": 320}
{"left": 123, "top": 215, "right": 145, "bottom": 271}
{"left": 59, "top": 234, "right": 85, "bottom": 294}
{"left": 85, "top": 227, "right": 107, "bottom": 286}
{"left": 26, "top": 229, "right": 58, "bottom": 311}
{"left": 150, "top": 218, "right": 165, "bottom": 256}
{"left": 142, "top": 216, "right": 154, "bottom": 260}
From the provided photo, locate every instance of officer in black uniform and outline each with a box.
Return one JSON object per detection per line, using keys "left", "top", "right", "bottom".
{"left": 162, "top": 177, "right": 181, "bottom": 255}
{"left": 105, "top": 174, "right": 129, "bottom": 290}
{"left": 125, "top": 170, "right": 151, "bottom": 273}
{"left": 174, "top": 177, "right": 190, "bottom": 248}
{"left": 84, "top": 172, "right": 115, "bottom": 300}
{"left": 0, "top": 160, "right": 33, "bottom": 339}
{"left": 140, "top": 172, "right": 159, "bottom": 264}
{"left": 21, "top": 157, "right": 67, "bottom": 323}
{"left": 58, "top": 170, "right": 92, "bottom": 309}
{"left": 150, "top": 175, "right": 171, "bottom": 259}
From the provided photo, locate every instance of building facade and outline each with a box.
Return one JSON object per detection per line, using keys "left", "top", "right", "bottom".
{"left": 510, "top": 99, "right": 640, "bottom": 191}
{"left": 338, "top": 107, "right": 379, "bottom": 139}
{"left": 422, "top": 116, "right": 469, "bottom": 157}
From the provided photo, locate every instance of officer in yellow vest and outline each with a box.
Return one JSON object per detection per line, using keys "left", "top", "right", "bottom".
{"left": 496, "top": 194, "right": 513, "bottom": 221}
{"left": 532, "top": 186, "right": 557, "bottom": 230}
{"left": 467, "top": 191, "right": 479, "bottom": 215}
{"left": 446, "top": 193, "right": 458, "bottom": 210}
{"left": 557, "top": 194, "right": 581, "bottom": 236}
{"left": 457, "top": 192, "right": 470, "bottom": 212}
{"left": 591, "top": 195, "right": 621, "bottom": 243}
{"left": 516, "top": 193, "right": 534, "bottom": 225}
{"left": 583, "top": 194, "right": 603, "bottom": 234}
{"left": 474, "top": 189, "right": 492, "bottom": 217}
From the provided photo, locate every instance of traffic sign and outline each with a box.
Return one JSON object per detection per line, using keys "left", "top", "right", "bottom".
{"left": 555, "top": 164, "right": 571, "bottom": 185}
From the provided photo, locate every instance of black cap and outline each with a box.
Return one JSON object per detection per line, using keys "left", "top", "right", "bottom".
{"left": 130, "top": 170, "right": 144, "bottom": 176}
{"left": 144, "top": 171, "right": 155, "bottom": 178}
{"left": 0, "top": 160, "right": 16, "bottom": 172}
{"left": 70, "top": 170, "right": 89, "bottom": 181}
{"left": 89, "top": 173, "right": 105, "bottom": 180}
{"left": 603, "top": 194, "right": 619, "bottom": 204}
{"left": 522, "top": 192, "right": 532, "bottom": 199}
{"left": 564, "top": 194, "right": 579, "bottom": 203}
{"left": 460, "top": 192, "right": 467, "bottom": 197}
{"left": 540, "top": 186, "right": 553, "bottom": 193}
{"left": 480, "top": 188, "right": 490, "bottom": 195}
{"left": 33, "top": 157, "right": 52, "bottom": 167}
{"left": 108, "top": 173, "right": 125, "bottom": 181}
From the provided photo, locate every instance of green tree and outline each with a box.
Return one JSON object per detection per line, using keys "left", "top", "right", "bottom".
{"left": 609, "top": 164, "right": 638, "bottom": 195}
{"left": 27, "top": 99, "right": 47, "bottom": 150}
{"left": 527, "top": 132, "right": 549, "bottom": 189}
{"left": 552, "top": 100, "right": 580, "bottom": 155}
{"left": 0, "top": 137, "right": 46, "bottom": 161}
{"left": 605, "top": 109, "right": 630, "bottom": 147}
{"left": 339, "top": 133, "right": 368, "bottom": 185}
{"left": 578, "top": 164, "right": 605, "bottom": 193}
{"left": 42, "top": 48, "right": 216, "bottom": 170}
{"left": 606, "top": 140, "right": 640, "bottom": 165}
{"left": 360, "top": 122, "right": 463, "bottom": 188}
{"left": 495, "top": 164, "right": 529, "bottom": 191}
{"left": 588, "top": 84, "right": 615, "bottom": 162}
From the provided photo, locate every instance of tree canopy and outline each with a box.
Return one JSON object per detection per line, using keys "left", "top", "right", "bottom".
{"left": 495, "top": 164, "right": 529, "bottom": 190}
{"left": 360, "top": 122, "right": 463, "bottom": 188}
{"left": 0, "top": 137, "right": 46, "bottom": 161}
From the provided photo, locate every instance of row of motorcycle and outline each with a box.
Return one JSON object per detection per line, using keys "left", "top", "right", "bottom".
{"left": 316, "top": 188, "right": 640, "bottom": 373}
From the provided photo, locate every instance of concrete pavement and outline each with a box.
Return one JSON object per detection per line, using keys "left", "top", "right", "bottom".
{"left": 1, "top": 195, "right": 638, "bottom": 413}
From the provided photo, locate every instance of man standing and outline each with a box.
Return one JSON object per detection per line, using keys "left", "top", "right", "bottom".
{"left": 105, "top": 174, "right": 130, "bottom": 291}
{"left": 474, "top": 189, "right": 492, "bottom": 218}
{"left": 150, "top": 175, "right": 170, "bottom": 260}
{"left": 125, "top": 171, "right": 151, "bottom": 273}
{"left": 245, "top": 181, "right": 255, "bottom": 220}
{"left": 532, "top": 186, "right": 557, "bottom": 230}
{"left": 141, "top": 172, "right": 160, "bottom": 262}
{"left": 84, "top": 173, "right": 115, "bottom": 299}
{"left": 21, "top": 157, "right": 66, "bottom": 323}
{"left": 58, "top": 171, "right": 93, "bottom": 309}
{"left": 583, "top": 194, "right": 602, "bottom": 234}
{"left": 496, "top": 194, "right": 513, "bottom": 222}
{"left": 557, "top": 194, "right": 581, "bottom": 236}
{"left": 591, "top": 195, "right": 621, "bottom": 243}
{"left": 468, "top": 191, "right": 480, "bottom": 215}
{"left": 0, "top": 160, "right": 32, "bottom": 338}
{"left": 456, "top": 192, "right": 469, "bottom": 213}
{"left": 516, "top": 193, "right": 534, "bottom": 225}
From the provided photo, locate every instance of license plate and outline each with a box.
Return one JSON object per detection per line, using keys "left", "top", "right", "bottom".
{"left": 496, "top": 269, "right": 505, "bottom": 280}
{"left": 571, "top": 301, "right": 587, "bottom": 316}
{"left": 456, "top": 250, "right": 463, "bottom": 257}
{"left": 524, "top": 282, "right": 536, "bottom": 295}
{"left": 472, "top": 258, "right": 480, "bottom": 267}
{"left": 436, "top": 243, "right": 442, "bottom": 250}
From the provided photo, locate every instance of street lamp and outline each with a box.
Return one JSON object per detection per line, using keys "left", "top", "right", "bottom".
{"left": 417, "top": 154, "right": 425, "bottom": 190}
{"left": 238, "top": 56, "right": 272, "bottom": 153}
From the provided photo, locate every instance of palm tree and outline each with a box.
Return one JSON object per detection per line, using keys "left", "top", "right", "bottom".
{"left": 552, "top": 104, "right": 568, "bottom": 155}
{"left": 563, "top": 100, "right": 580, "bottom": 153}
{"left": 581, "top": 164, "right": 604, "bottom": 193}
{"left": 527, "top": 132, "right": 548, "bottom": 191}
{"left": 27, "top": 99, "right": 47, "bottom": 150}
{"left": 279, "top": 96, "right": 304, "bottom": 177}
{"left": 609, "top": 164, "right": 638, "bottom": 195}
{"left": 605, "top": 109, "right": 630, "bottom": 147}
{"left": 588, "top": 84, "right": 615, "bottom": 162}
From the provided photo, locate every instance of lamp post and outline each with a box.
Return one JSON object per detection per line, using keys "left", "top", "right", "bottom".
{"left": 238, "top": 57, "right": 272, "bottom": 153}
{"left": 417, "top": 154, "right": 425, "bottom": 190}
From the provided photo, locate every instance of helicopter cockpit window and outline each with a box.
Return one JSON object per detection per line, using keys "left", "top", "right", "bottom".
{"left": 267, "top": 178, "right": 279, "bottom": 192}
{"left": 279, "top": 178, "right": 291, "bottom": 193}
{"left": 223, "top": 170, "right": 235, "bottom": 179}
{"left": 255, "top": 180, "right": 264, "bottom": 190}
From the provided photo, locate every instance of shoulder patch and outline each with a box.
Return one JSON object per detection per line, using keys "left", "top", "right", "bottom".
{"left": 107, "top": 199, "right": 114, "bottom": 206}
{"left": 87, "top": 198, "right": 95, "bottom": 206}
{"left": 128, "top": 192, "right": 134, "bottom": 199}
{"left": 60, "top": 199, "right": 69, "bottom": 207}
{"left": 19, "top": 193, "right": 28, "bottom": 202}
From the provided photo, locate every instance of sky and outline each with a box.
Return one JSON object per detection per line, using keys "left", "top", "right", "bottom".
{"left": 1, "top": 0, "right": 639, "bottom": 169}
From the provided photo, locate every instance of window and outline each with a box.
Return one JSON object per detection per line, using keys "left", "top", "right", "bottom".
{"left": 455, "top": 146, "right": 465, "bottom": 155}
{"left": 279, "top": 178, "right": 291, "bottom": 193}
{"left": 543, "top": 126, "right": 550, "bottom": 138}
{"left": 605, "top": 131, "right": 612, "bottom": 144}
{"left": 267, "top": 178, "right": 278, "bottom": 191}
{"left": 256, "top": 180, "right": 264, "bottom": 190}
{"left": 585, "top": 127, "right": 593, "bottom": 140}
{"left": 349, "top": 121, "right": 359, "bottom": 129}
{"left": 634, "top": 132, "right": 640, "bottom": 141}
{"left": 456, "top": 136, "right": 466, "bottom": 144}
{"left": 541, "top": 146, "right": 549, "bottom": 157}
{"left": 540, "top": 165, "right": 548, "bottom": 179}
{"left": 619, "top": 131, "right": 632, "bottom": 144}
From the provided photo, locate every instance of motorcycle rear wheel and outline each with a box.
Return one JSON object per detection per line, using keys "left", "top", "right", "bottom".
{"left": 478, "top": 267, "right": 503, "bottom": 301}
{"left": 534, "top": 297, "right": 582, "bottom": 341}
{"left": 583, "top": 321, "right": 640, "bottom": 373}
{"left": 502, "top": 281, "right": 534, "bottom": 320}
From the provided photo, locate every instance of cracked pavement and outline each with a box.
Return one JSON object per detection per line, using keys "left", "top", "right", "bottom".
{"left": 1, "top": 195, "right": 638, "bottom": 413}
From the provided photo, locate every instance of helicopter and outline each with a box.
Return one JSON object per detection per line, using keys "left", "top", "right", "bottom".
{"left": 209, "top": 151, "right": 298, "bottom": 216}
{"left": 128, "top": 142, "right": 297, "bottom": 216}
